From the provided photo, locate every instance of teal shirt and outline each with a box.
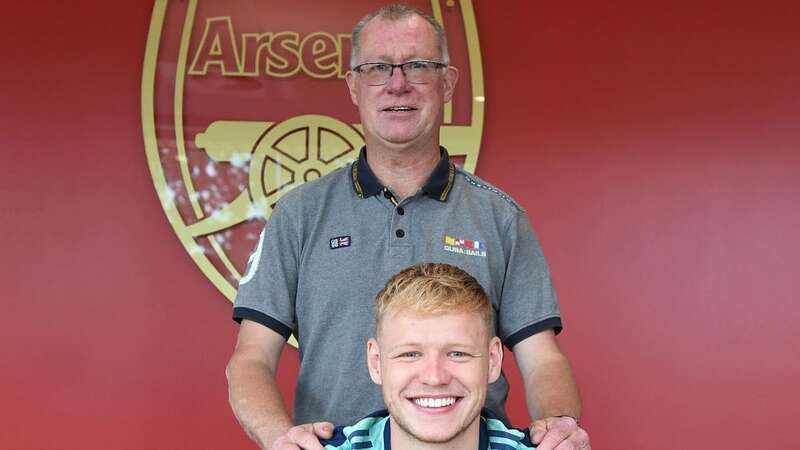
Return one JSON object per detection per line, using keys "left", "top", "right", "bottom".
{"left": 321, "top": 409, "right": 536, "bottom": 450}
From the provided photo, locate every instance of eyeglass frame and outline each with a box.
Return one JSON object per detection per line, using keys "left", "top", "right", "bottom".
{"left": 351, "top": 60, "right": 448, "bottom": 86}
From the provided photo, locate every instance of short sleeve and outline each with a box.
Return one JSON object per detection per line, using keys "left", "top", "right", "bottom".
{"left": 498, "top": 210, "right": 562, "bottom": 350}
{"left": 232, "top": 198, "right": 300, "bottom": 340}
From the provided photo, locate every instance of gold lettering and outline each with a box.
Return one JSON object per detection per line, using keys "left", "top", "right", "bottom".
{"left": 266, "top": 32, "right": 301, "bottom": 78}
{"left": 240, "top": 32, "right": 271, "bottom": 76}
{"left": 188, "top": 17, "right": 242, "bottom": 76}
{"left": 187, "top": 17, "right": 352, "bottom": 80}
{"left": 301, "top": 32, "right": 338, "bottom": 79}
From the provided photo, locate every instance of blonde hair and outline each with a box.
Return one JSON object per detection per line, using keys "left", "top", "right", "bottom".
{"left": 374, "top": 263, "right": 493, "bottom": 337}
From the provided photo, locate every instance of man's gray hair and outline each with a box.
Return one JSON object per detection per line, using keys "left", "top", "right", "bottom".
{"left": 350, "top": 4, "right": 450, "bottom": 69}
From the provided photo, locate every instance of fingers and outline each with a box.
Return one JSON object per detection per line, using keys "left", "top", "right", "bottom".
{"left": 529, "top": 416, "right": 590, "bottom": 450}
{"left": 551, "top": 426, "right": 590, "bottom": 450}
{"left": 551, "top": 431, "right": 590, "bottom": 450}
{"left": 311, "top": 421, "right": 334, "bottom": 439}
{"left": 536, "top": 431, "right": 563, "bottom": 450}
{"left": 531, "top": 419, "right": 549, "bottom": 445}
{"left": 274, "top": 423, "right": 329, "bottom": 450}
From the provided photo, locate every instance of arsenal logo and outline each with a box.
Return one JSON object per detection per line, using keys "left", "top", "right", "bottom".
{"left": 142, "top": 0, "right": 485, "bottom": 303}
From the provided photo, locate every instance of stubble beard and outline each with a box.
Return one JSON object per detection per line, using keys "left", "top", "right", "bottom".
{"left": 388, "top": 400, "right": 477, "bottom": 445}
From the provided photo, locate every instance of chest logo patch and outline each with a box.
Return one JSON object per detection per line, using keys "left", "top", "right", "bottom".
{"left": 444, "top": 235, "right": 487, "bottom": 257}
{"left": 329, "top": 235, "right": 351, "bottom": 249}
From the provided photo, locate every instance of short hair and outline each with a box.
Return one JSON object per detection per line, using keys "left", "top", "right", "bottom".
{"left": 350, "top": 4, "right": 450, "bottom": 69}
{"left": 374, "top": 262, "right": 493, "bottom": 337}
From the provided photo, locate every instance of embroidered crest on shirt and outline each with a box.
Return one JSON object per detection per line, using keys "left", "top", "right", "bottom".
{"left": 444, "top": 234, "right": 487, "bottom": 257}
{"left": 329, "top": 235, "right": 351, "bottom": 249}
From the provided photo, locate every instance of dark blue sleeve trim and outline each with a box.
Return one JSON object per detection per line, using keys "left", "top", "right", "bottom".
{"left": 232, "top": 307, "right": 292, "bottom": 340}
{"left": 504, "top": 317, "right": 563, "bottom": 350}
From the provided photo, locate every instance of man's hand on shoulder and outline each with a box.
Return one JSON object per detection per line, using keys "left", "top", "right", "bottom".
{"left": 531, "top": 416, "right": 590, "bottom": 450}
{"left": 270, "top": 422, "right": 334, "bottom": 450}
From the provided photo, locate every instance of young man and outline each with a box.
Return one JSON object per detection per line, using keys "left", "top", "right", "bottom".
{"left": 227, "top": 4, "right": 589, "bottom": 450}
{"left": 322, "top": 263, "right": 535, "bottom": 450}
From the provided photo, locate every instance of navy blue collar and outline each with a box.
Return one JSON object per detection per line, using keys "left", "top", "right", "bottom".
{"left": 350, "top": 146, "right": 456, "bottom": 202}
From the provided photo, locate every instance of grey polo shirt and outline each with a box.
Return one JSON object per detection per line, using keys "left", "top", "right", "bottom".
{"left": 233, "top": 147, "right": 561, "bottom": 426}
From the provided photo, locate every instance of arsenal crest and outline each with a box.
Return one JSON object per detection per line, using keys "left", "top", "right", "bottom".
{"left": 142, "top": 0, "right": 485, "bottom": 303}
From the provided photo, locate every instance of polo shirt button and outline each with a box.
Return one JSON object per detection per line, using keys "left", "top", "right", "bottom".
{"left": 395, "top": 229, "right": 405, "bottom": 238}
{"left": 396, "top": 207, "right": 405, "bottom": 215}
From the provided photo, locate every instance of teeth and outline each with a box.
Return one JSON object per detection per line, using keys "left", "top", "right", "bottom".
{"left": 386, "top": 106, "right": 413, "bottom": 111}
{"left": 413, "top": 397, "right": 456, "bottom": 408}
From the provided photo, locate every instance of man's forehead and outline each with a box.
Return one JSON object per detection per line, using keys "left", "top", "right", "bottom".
{"left": 358, "top": 15, "right": 439, "bottom": 61}
{"left": 379, "top": 309, "right": 486, "bottom": 342}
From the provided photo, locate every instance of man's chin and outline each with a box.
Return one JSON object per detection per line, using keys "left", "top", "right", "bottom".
{"left": 390, "top": 405, "right": 476, "bottom": 446}
{"left": 408, "top": 431, "right": 461, "bottom": 444}
{"left": 378, "top": 134, "right": 424, "bottom": 149}
{"left": 393, "top": 418, "right": 463, "bottom": 444}
{"left": 365, "top": 128, "right": 435, "bottom": 151}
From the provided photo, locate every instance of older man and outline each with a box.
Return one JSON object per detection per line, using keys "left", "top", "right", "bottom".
{"left": 227, "top": 4, "right": 589, "bottom": 450}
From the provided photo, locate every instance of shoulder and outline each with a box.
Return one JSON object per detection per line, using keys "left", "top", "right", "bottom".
{"left": 268, "top": 165, "right": 353, "bottom": 220}
{"left": 449, "top": 168, "right": 528, "bottom": 232}
{"left": 283, "top": 164, "right": 352, "bottom": 200}
{"left": 453, "top": 167, "right": 525, "bottom": 213}
{"left": 482, "top": 409, "right": 537, "bottom": 449}
{"left": 321, "top": 410, "right": 389, "bottom": 450}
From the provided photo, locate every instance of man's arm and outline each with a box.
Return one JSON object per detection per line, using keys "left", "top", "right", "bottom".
{"left": 227, "top": 320, "right": 333, "bottom": 450}
{"left": 513, "top": 329, "right": 590, "bottom": 450}
{"left": 513, "top": 329, "right": 581, "bottom": 419}
{"left": 226, "top": 319, "right": 294, "bottom": 448}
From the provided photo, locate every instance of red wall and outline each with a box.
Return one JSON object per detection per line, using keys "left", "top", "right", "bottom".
{"left": 3, "top": 2, "right": 798, "bottom": 449}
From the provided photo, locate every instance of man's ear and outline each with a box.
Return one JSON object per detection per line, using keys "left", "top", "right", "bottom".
{"left": 487, "top": 336, "right": 503, "bottom": 383}
{"left": 367, "top": 337, "right": 382, "bottom": 384}
{"left": 345, "top": 70, "right": 359, "bottom": 106}
{"left": 442, "top": 66, "right": 459, "bottom": 103}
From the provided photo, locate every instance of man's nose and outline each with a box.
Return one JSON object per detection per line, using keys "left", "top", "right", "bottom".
{"left": 418, "top": 355, "right": 451, "bottom": 385}
{"left": 385, "top": 65, "right": 411, "bottom": 93}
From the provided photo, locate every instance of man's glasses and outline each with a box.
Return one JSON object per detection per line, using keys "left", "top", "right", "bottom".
{"left": 352, "top": 60, "right": 447, "bottom": 86}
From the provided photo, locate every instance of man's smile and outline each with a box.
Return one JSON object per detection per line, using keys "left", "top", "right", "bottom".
{"left": 411, "top": 396, "right": 459, "bottom": 408}
{"left": 381, "top": 105, "right": 418, "bottom": 112}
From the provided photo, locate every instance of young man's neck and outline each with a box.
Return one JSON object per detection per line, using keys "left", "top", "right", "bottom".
{"left": 364, "top": 140, "right": 441, "bottom": 201}
{"left": 388, "top": 416, "right": 481, "bottom": 450}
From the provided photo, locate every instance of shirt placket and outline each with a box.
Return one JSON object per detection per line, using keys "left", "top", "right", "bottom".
{"left": 383, "top": 188, "right": 414, "bottom": 263}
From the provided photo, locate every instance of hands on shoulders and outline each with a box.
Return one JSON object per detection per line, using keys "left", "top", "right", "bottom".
{"left": 269, "top": 421, "right": 334, "bottom": 450}
{"left": 530, "top": 416, "right": 590, "bottom": 450}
